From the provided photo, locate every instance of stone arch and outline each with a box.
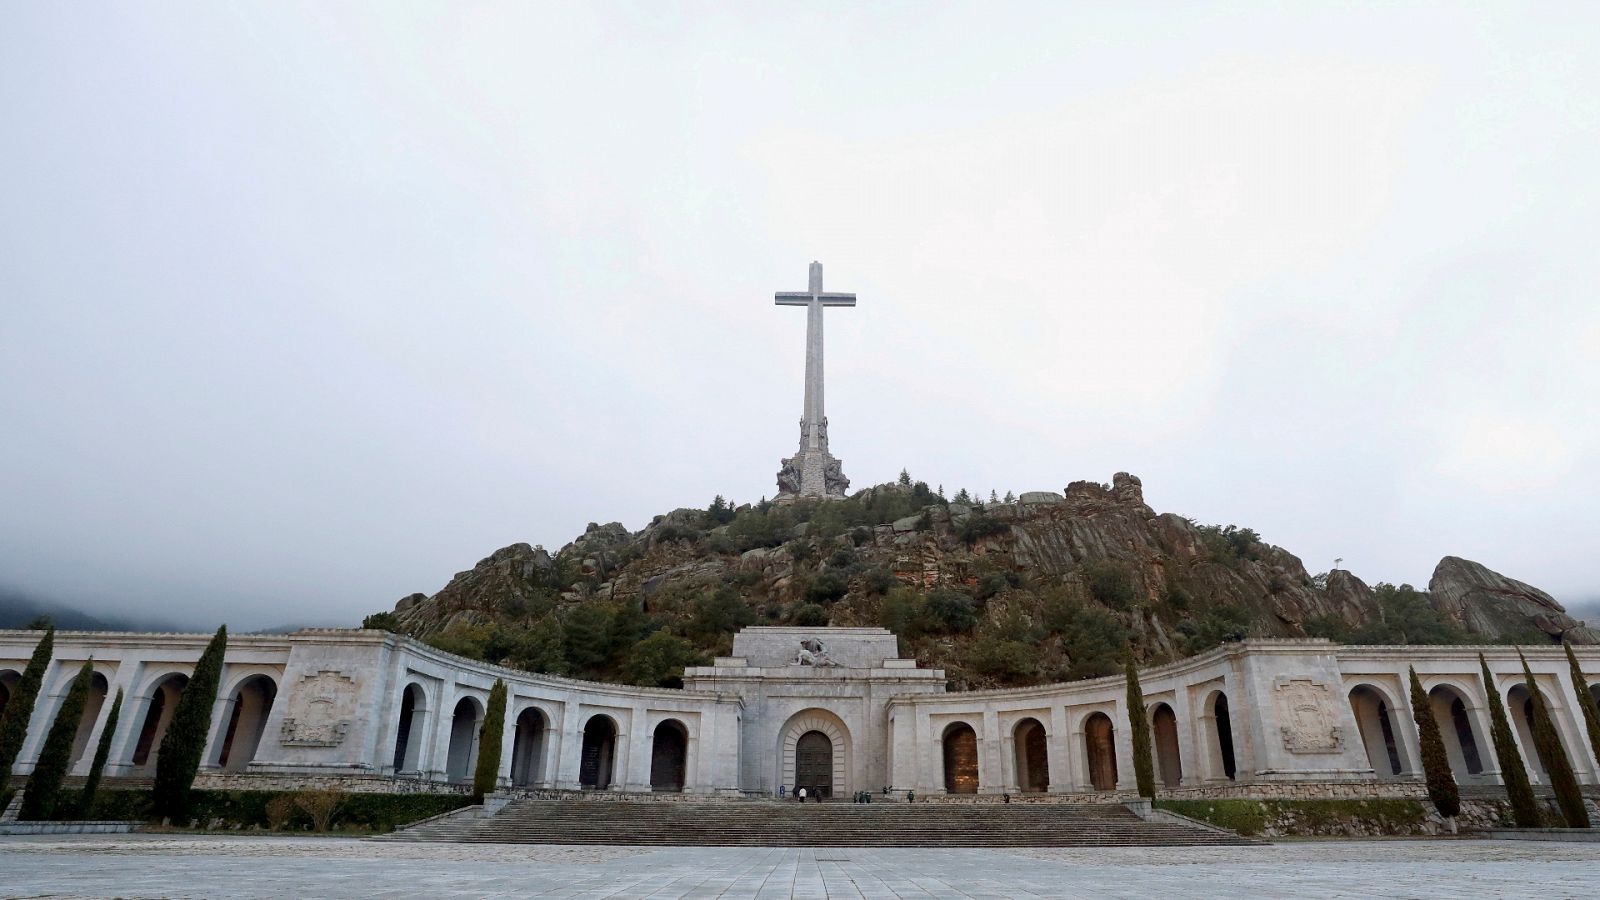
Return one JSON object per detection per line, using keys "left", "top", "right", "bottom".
{"left": 1427, "top": 683, "right": 1484, "bottom": 777}
{"left": 650, "top": 719, "right": 689, "bottom": 793}
{"left": 942, "top": 721, "right": 980, "bottom": 794}
{"left": 1507, "top": 683, "right": 1556, "bottom": 782}
{"left": 66, "top": 670, "right": 111, "bottom": 768}
{"left": 392, "top": 683, "right": 429, "bottom": 773}
{"left": 1348, "top": 684, "right": 1407, "bottom": 778}
{"left": 445, "top": 695, "right": 484, "bottom": 783}
{"left": 215, "top": 674, "right": 277, "bottom": 772}
{"left": 777, "top": 709, "right": 850, "bottom": 799}
{"left": 510, "top": 705, "right": 548, "bottom": 788}
{"left": 1012, "top": 718, "right": 1049, "bottom": 793}
{"left": 1083, "top": 711, "right": 1118, "bottom": 791}
{"left": 0, "top": 668, "right": 20, "bottom": 721}
{"left": 579, "top": 713, "right": 619, "bottom": 789}
{"left": 1150, "top": 702, "right": 1182, "bottom": 788}
{"left": 130, "top": 673, "right": 190, "bottom": 772}
{"left": 1204, "top": 690, "right": 1237, "bottom": 781}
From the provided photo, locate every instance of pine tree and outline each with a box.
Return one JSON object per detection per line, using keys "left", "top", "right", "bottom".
{"left": 152, "top": 625, "right": 227, "bottom": 824}
{"left": 472, "top": 679, "right": 508, "bottom": 804}
{"left": 1521, "top": 653, "right": 1589, "bottom": 827}
{"left": 1407, "top": 667, "right": 1460, "bottom": 818}
{"left": 0, "top": 627, "right": 54, "bottom": 785}
{"left": 1003, "top": 491, "right": 1016, "bottom": 504}
{"left": 20, "top": 659, "right": 93, "bottom": 820}
{"left": 1125, "top": 657, "right": 1155, "bottom": 798}
{"left": 1563, "top": 641, "right": 1600, "bottom": 772}
{"left": 1481, "top": 654, "right": 1540, "bottom": 827}
{"left": 989, "top": 490, "right": 999, "bottom": 504}
{"left": 79, "top": 688, "right": 122, "bottom": 819}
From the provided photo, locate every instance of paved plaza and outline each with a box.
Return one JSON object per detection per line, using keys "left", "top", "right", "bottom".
{"left": 3, "top": 835, "right": 1600, "bottom": 898}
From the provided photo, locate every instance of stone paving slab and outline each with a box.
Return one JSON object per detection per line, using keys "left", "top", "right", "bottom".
{"left": 1, "top": 835, "right": 1598, "bottom": 898}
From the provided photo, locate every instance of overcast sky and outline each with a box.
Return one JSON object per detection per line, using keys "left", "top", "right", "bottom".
{"left": 3, "top": 3, "right": 1597, "bottom": 631}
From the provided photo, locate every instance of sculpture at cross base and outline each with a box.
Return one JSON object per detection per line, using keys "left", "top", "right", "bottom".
{"left": 773, "top": 261, "right": 854, "bottom": 501}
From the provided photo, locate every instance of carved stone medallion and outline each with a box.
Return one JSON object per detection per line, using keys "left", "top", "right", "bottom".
{"left": 280, "top": 670, "right": 358, "bottom": 747}
{"left": 1275, "top": 678, "right": 1341, "bottom": 753}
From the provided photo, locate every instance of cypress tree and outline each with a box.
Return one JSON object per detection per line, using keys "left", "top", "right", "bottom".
{"left": 1124, "top": 657, "right": 1155, "bottom": 798}
{"left": 0, "top": 627, "right": 54, "bottom": 784}
{"left": 1521, "top": 653, "right": 1589, "bottom": 828}
{"left": 79, "top": 688, "right": 122, "bottom": 819}
{"left": 1481, "top": 654, "right": 1541, "bottom": 827}
{"left": 1562, "top": 641, "right": 1600, "bottom": 772}
{"left": 20, "top": 659, "right": 93, "bottom": 820}
{"left": 472, "top": 679, "right": 508, "bottom": 804}
{"left": 1407, "top": 666, "right": 1460, "bottom": 818}
{"left": 152, "top": 625, "right": 227, "bottom": 824}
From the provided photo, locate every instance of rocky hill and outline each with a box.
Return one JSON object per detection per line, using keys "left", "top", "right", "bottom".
{"left": 367, "top": 473, "right": 1597, "bottom": 690}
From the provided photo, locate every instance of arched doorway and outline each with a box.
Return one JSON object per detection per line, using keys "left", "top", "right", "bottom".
{"left": 942, "top": 722, "right": 980, "bottom": 794}
{"left": 445, "top": 697, "right": 482, "bottom": 783}
{"left": 650, "top": 720, "right": 689, "bottom": 792}
{"left": 1427, "top": 685, "right": 1484, "bottom": 777}
{"left": 796, "top": 730, "right": 833, "bottom": 798}
{"left": 217, "top": 676, "right": 277, "bottom": 772}
{"left": 131, "top": 673, "right": 189, "bottom": 773}
{"left": 510, "top": 707, "right": 546, "bottom": 788}
{"left": 0, "top": 669, "right": 20, "bottom": 721}
{"left": 392, "top": 684, "right": 427, "bottom": 773}
{"left": 1013, "top": 718, "right": 1049, "bottom": 793}
{"left": 1206, "top": 692, "right": 1237, "bottom": 781}
{"left": 1151, "top": 703, "right": 1182, "bottom": 788}
{"left": 579, "top": 715, "right": 618, "bottom": 789}
{"left": 67, "top": 671, "right": 111, "bottom": 767}
{"left": 1083, "top": 712, "right": 1118, "bottom": 791}
{"left": 1348, "top": 685, "right": 1405, "bottom": 778}
{"left": 1507, "top": 684, "right": 1558, "bottom": 782}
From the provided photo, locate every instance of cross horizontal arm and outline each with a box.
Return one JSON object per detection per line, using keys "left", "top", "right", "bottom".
{"left": 775, "top": 292, "right": 857, "bottom": 307}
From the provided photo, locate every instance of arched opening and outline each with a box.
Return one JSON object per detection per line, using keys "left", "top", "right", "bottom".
{"left": 392, "top": 684, "right": 427, "bottom": 773}
{"left": 68, "top": 671, "right": 111, "bottom": 767}
{"left": 578, "top": 715, "right": 618, "bottom": 789}
{"left": 1589, "top": 683, "right": 1600, "bottom": 712}
{"left": 650, "top": 719, "right": 689, "bottom": 792}
{"left": 1349, "top": 685, "right": 1405, "bottom": 778}
{"left": 0, "top": 669, "right": 20, "bottom": 721}
{"left": 1507, "top": 684, "right": 1556, "bottom": 782}
{"left": 1013, "top": 718, "right": 1049, "bottom": 793}
{"left": 510, "top": 707, "right": 546, "bottom": 788}
{"left": 1150, "top": 703, "right": 1182, "bottom": 788}
{"left": 216, "top": 675, "right": 276, "bottom": 772}
{"left": 1083, "top": 712, "right": 1117, "bottom": 790}
{"left": 131, "top": 674, "right": 189, "bottom": 772}
{"left": 444, "top": 696, "right": 482, "bottom": 783}
{"left": 795, "top": 730, "right": 833, "bottom": 798}
{"left": 1206, "top": 692, "right": 1237, "bottom": 781}
{"left": 942, "top": 722, "right": 980, "bottom": 794}
{"left": 1425, "top": 684, "right": 1483, "bottom": 776}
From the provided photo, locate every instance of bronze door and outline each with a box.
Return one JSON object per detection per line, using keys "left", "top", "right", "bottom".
{"left": 795, "top": 730, "right": 832, "bottom": 798}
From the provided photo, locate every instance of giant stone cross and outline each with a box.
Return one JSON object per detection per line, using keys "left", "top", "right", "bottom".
{"left": 774, "top": 261, "right": 852, "bottom": 500}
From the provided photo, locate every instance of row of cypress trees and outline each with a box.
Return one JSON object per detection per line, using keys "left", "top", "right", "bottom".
{"left": 1409, "top": 645, "right": 1598, "bottom": 828}
{"left": 0, "top": 625, "right": 227, "bottom": 824}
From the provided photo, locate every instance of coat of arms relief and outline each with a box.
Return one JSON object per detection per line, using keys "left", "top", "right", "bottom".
{"left": 1275, "top": 678, "right": 1342, "bottom": 753}
{"left": 280, "top": 670, "right": 358, "bottom": 748}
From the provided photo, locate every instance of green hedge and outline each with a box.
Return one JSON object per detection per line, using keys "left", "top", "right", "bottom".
{"left": 61, "top": 788, "right": 470, "bottom": 833}
{"left": 1156, "top": 798, "right": 1428, "bottom": 837}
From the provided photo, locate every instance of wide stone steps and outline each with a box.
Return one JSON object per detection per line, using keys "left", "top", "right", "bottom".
{"left": 387, "top": 799, "right": 1256, "bottom": 847}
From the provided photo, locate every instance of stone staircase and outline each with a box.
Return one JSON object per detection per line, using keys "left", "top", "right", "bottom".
{"left": 385, "top": 798, "right": 1257, "bottom": 847}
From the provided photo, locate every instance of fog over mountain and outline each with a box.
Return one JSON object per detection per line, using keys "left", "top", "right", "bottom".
{"left": 2, "top": 4, "right": 1596, "bottom": 631}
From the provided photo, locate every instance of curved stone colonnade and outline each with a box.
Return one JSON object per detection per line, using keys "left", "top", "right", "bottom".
{"left": 892, "top": 641, "right": 1600, "bottom": 797}
{"left": 4, "top": 628, "right": 1600, "bottom": 801}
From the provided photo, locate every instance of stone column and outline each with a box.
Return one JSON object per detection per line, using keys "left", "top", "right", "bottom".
{"left": 69, "top": 665, "right": 120, "bottom": 778}
{"left": 555, "top": 699, "right": 583, "bottom": 790}
{"left": 105, "top": 663, "right": 151, "bottom": 777}
{"left": 200, "top": 691, "right": 239, "bottom": 771}
{"left": 1112, "top": 697, "right": 1136, "bottom": 792}
{"left": 13, "top": 660, "right": 67, "bottom": 774}
{"left": 977, "top": 710, "right": 1003, "bottom": 794}
{"left": 497, "top": 703, "right": 519, "bottom": 789}
{"left": 915, "top": 708, "right": 939, "bottom": 794}
{"left": 1047, "top": 706, "right": 1072, "bottom": 793}
{"left": 1172, "top": 688, "right": 1200, "bottom": 787}
{"left": 427, "top": 686, "right": 457, "bottom": 782}
{"left": 623, "top": 706, "right": 652, "bottom": 791}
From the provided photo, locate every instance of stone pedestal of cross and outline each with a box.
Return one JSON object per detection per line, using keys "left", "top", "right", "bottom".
{"left": 774, "top": 261, "right": 854, "bottom": 500}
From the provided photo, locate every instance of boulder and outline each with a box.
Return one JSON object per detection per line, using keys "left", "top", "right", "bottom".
{"left": 1428, "top": 556, "right": 1600, "bottom": 643}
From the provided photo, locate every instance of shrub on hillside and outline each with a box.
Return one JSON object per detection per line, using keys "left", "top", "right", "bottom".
{"left": 803, "top": 572, "right": 849, "bottom": 605}
{"left": 925, "top": 588, "right": 978, "bottom": 634}
{"left": 1082, "top": 561, "right": 1137, "bottom": 609}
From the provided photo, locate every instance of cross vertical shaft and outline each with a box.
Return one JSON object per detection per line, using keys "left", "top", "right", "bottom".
{"left": 774, "top": 261, "right": 856, "bottom": 499}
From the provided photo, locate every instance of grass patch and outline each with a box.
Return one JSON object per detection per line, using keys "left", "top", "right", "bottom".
{"left": 58, "top": 788, "right": 469, "bottom": 833}
{"left": 1156, "top": 798, "right": 1429, "bottom": 836}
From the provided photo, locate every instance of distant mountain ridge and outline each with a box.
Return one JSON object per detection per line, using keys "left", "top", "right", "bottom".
{"left": 0, "top": 587, "right": 188, "bottom": 633}
{"left": 372, "top": 473, "right": 1597, "bottom": 690}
